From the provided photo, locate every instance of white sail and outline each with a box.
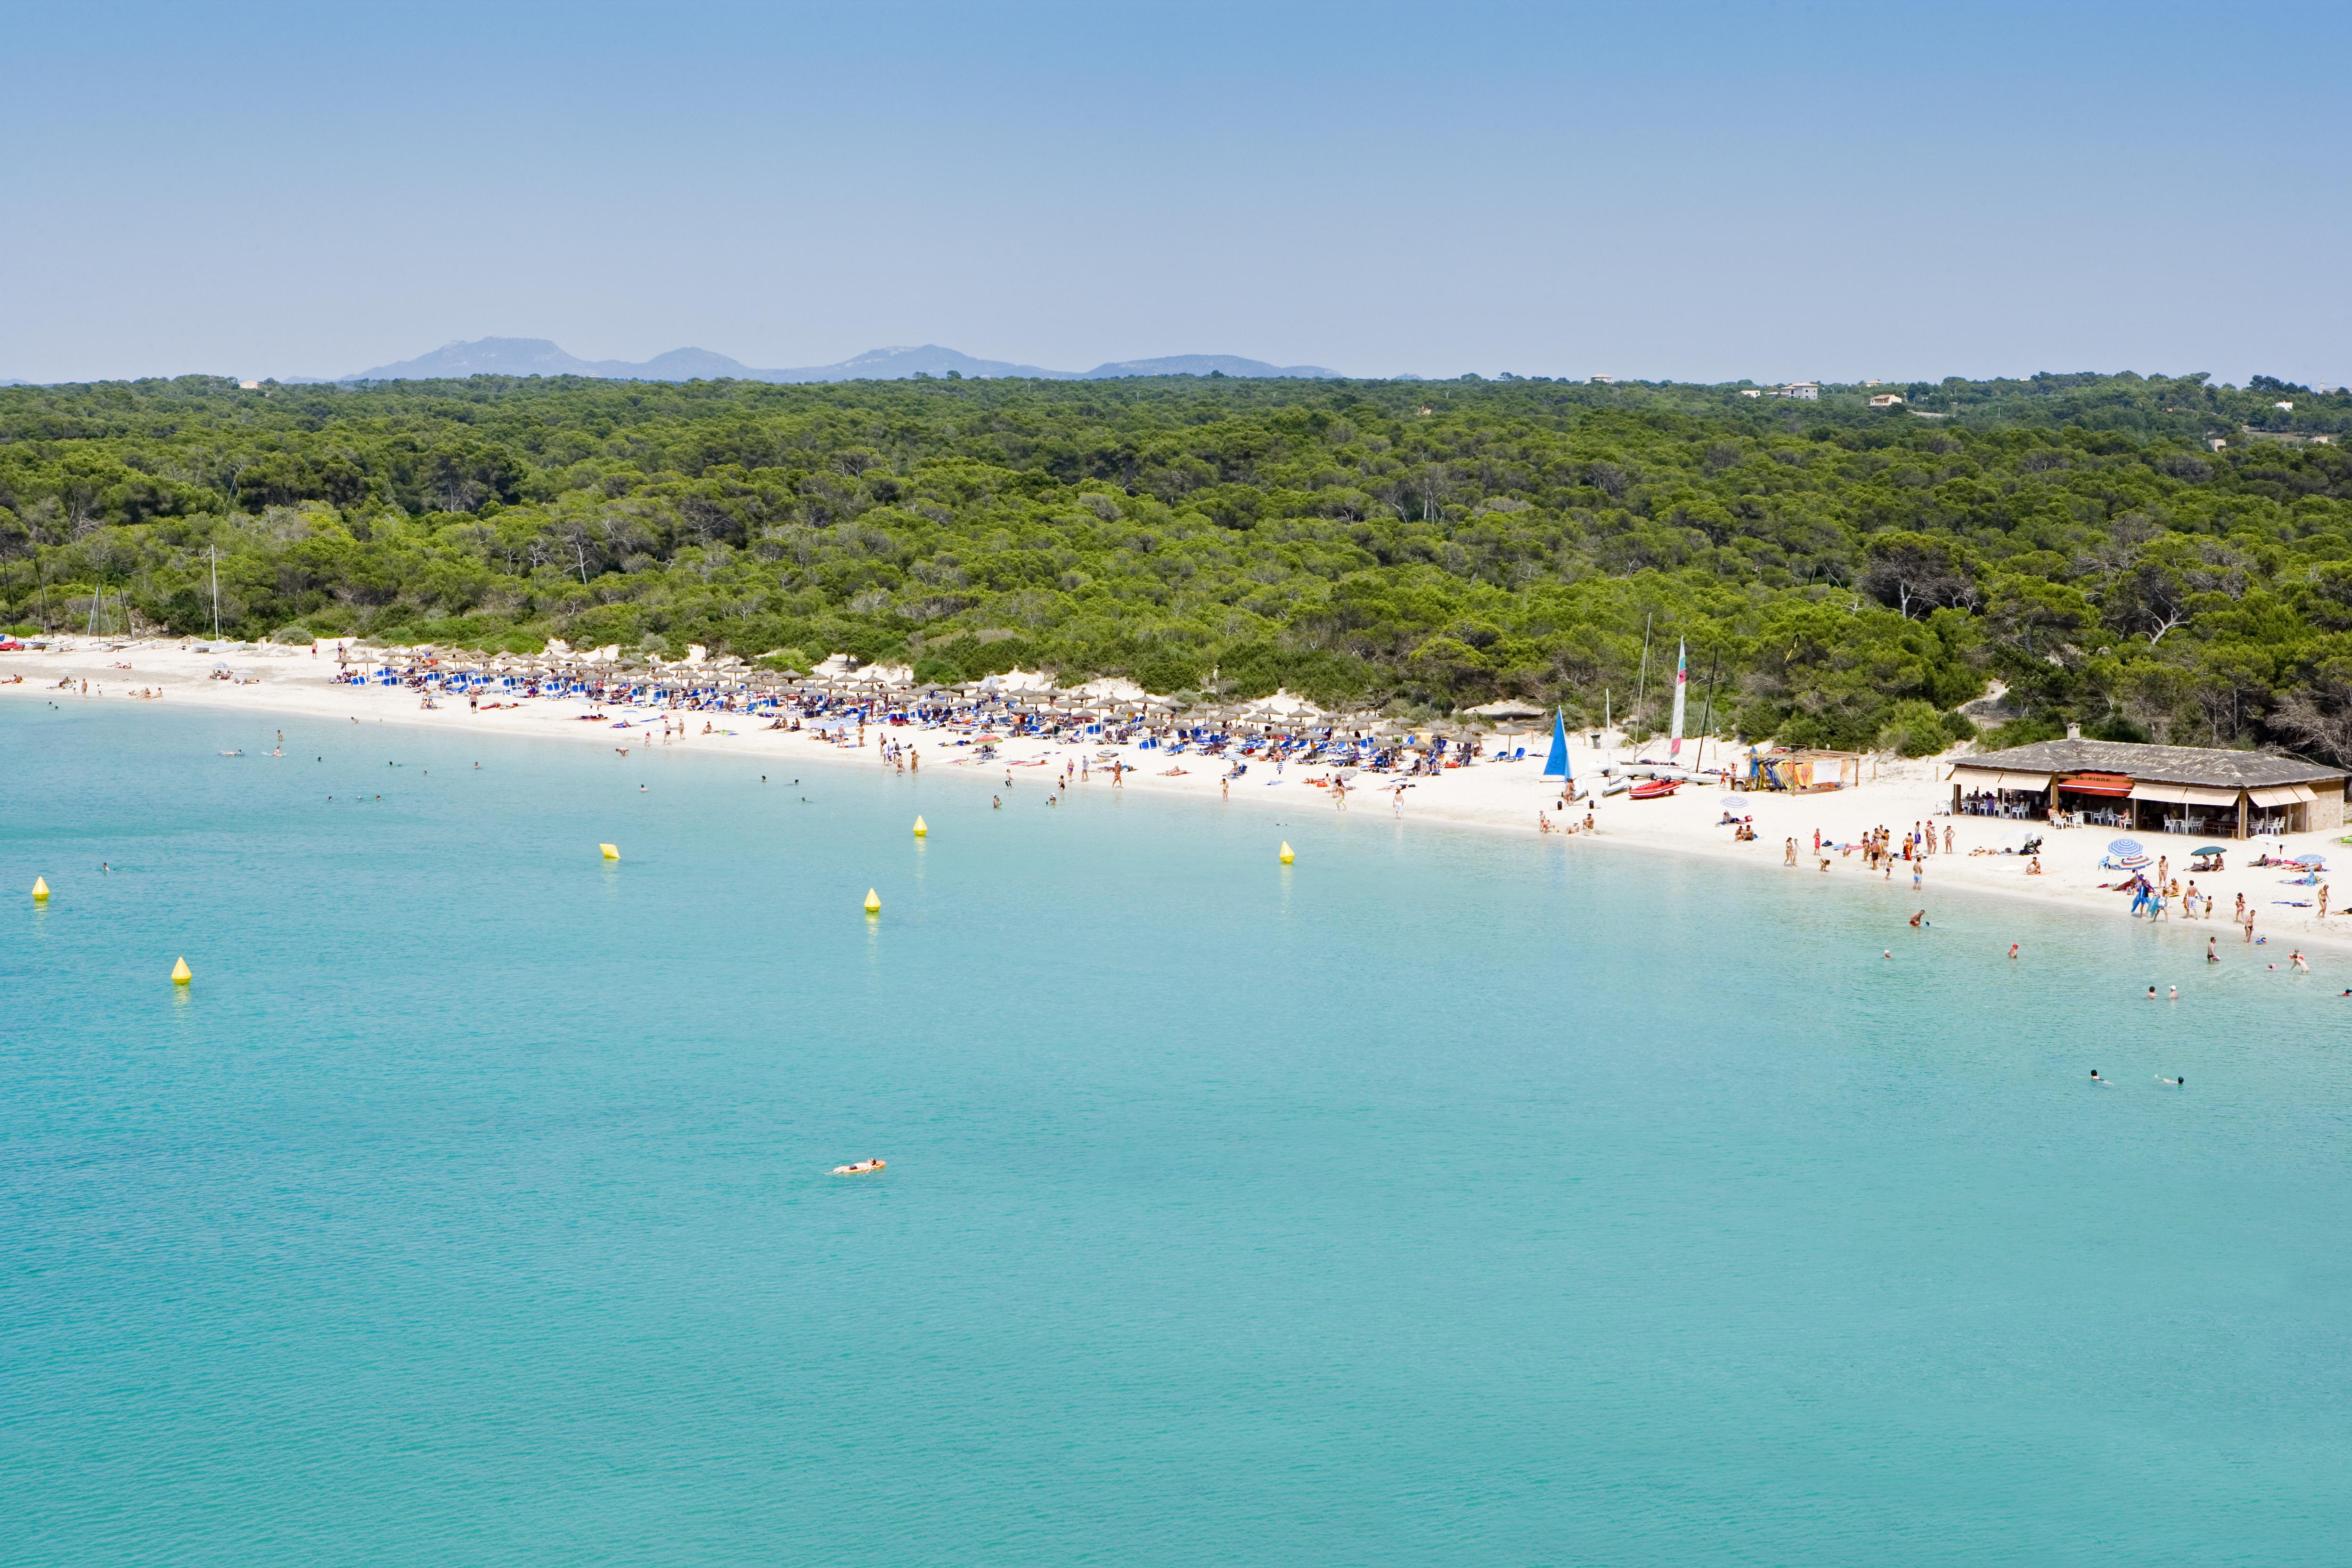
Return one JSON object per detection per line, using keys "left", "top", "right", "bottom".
{"left": 1668, "top": 639, "right": 1688, "bottom": 760}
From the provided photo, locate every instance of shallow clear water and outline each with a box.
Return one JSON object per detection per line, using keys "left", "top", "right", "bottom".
{"left": 4, "top": 701, "right": 2349, "bottom": 1565}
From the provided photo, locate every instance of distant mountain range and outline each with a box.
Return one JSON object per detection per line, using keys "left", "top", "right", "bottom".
{"left": 332, "top": 338, "right": 1341, "bottom": 384}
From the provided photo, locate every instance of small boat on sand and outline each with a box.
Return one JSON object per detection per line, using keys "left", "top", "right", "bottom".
{"left": 832, "top": 1159, "right": 886, "bottom": 1175}
{"left": 1628, "top": 779, "right": 1679, "bottom": 800}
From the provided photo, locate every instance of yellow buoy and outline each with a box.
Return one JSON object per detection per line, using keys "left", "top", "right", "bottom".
{"left": 913, "top": 816, "right": 928, "bottom": 837}
{"left": 600, "top": 843, "right": 620, "bottom": 860}
{"left": 32, "top": 876, "right": 49, "bottom": 901}
{"left": 1279, "top": 841, "right": 1295, "bottom": 865}
{"left": 171, "top": 957, "right": 192, "bottom": 984}
{"left": 864, "top": 888, "right": 882, "bottom": 915}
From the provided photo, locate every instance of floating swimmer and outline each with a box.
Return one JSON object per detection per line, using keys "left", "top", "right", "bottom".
{"left": 832, "top": 1159, "right": 886, "bottom": 1175}
{"left": 2090, "top": 1070, "right": 2110, "bottom": 1084}
{"left": 2157, "top": 1075, "right": 2185, "bottom": 1086}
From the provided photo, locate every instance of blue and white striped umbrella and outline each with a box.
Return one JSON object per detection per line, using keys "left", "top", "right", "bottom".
{"left": 2108, "top": 838, "right": 2144, "bottom": 857}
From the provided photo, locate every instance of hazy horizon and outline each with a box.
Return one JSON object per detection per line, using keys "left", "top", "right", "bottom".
{"left": 5, "top": 0, "right": 2347, "bottom": 387}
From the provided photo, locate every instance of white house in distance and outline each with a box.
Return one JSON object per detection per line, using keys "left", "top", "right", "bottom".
{"left": 1869, "top": 393, "right": 1905, "bottom": 408}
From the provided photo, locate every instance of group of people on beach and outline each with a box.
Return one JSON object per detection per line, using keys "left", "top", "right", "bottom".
{"left": 1780, "top": 821, "right": 1950, "bottom": 880}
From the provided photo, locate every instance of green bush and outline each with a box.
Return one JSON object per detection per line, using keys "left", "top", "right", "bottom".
{"left": 912, "top": 651, "right": 966, "bottom": 686}
{"left": 1133, "top": 647, "right": 1201, "bottom": 695}
{"left": 2086, "top": 711, "right": 2151, "bottom": 743}
{"left": 1983, "top": 715, "right": 2066, "bottom": 749}
{"left": 1878, "top": 700, "right": 1960, "bottom": 758}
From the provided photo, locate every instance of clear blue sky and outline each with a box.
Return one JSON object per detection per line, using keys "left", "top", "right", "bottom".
{"left": 5, "top": 0, "right": 2346, "bottom": 385}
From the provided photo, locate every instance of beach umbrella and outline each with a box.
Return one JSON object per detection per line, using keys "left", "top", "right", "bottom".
{"left": 2116, "top": 853, "right": 2152, "bottom": 870}
{"left": 2107, "top": 838, "right": 2144, "bottom": 856}
{"left": 2191, "top": 845, "right": 2227, "bottom": 856}
{"left": 2296, "top": 854, "right": 2327, "bottom": 867}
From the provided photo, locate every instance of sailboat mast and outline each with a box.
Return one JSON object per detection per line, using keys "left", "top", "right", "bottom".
{"left": 1668, "top": 639, "right": 1689, "bottom": 761}
{"left": 1635, "top": 614, "right": 1652, "bottom": 743}
{"left": 1695, "top": 646, "right": 1722, "bottom": 771}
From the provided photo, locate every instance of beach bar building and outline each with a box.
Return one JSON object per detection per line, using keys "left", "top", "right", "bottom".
{"left": 1947, "top": 739, "right": 2347, "bottom": 839}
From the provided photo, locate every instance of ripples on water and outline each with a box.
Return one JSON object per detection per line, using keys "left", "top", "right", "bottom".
{"left": 3, "top": 702, "right": 2348, "bottom": 1565}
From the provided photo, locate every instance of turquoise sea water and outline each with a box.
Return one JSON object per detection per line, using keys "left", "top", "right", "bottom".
{"left": 4, "top": 701, "right": 2349, "bottom": 1566}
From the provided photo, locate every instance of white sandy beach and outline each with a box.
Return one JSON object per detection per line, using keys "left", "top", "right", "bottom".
{"left": 11, "top": 636, "right": 2352, "bottom": 959}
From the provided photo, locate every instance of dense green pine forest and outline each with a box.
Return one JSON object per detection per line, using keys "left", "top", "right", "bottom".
{"left": 5, "top": 369, "right": 2351, "bottom": 760}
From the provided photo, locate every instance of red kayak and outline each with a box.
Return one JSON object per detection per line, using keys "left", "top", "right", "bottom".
{"left": 1628, "top": 780, "right": 1680, "bottom": 800}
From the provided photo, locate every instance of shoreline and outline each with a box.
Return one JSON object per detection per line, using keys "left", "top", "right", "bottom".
{"left": 12, "top": 637, "right": 2352, "bottom": 962}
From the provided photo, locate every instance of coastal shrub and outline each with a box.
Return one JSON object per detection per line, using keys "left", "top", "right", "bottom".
{"left": 962, "top": 636, "right": 1040, "bottom": 678}
{"left": 1878, "top": 700, "right": 1966, "bottom": 758}
{"left": 2087, "top": 711, "right": 2152, "bottom": 743}
{"left": 269, "top": 625, "right": 315, "bottom": 645}
{"left": 1133, "top": 647, "right": 1201, "bottom": 696}
{"left": 912, "top": 650, "right": 966, "bottom": 686}
{"left": 1983, "top": 715, "right": 2066, "bottom": 749}
{"left": 564, "top": 606, "right": 645, "bottom": 649}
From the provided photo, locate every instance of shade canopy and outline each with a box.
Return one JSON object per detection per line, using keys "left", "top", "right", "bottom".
{"left": 1952, "top": 766, "right": 2053, "bottom": 793}
{"left": 2129, "top": 781, "right": 2241, "bottom": 807}
{"left": 2108, "top": 838, "right": 2144, "bottom": 856}
{"left": 2057, "top": 772, "right": 2134, "bottom": 797}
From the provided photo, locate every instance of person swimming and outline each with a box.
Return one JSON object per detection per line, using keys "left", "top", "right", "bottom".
{"left": 2158, "top": 1075, "right": 2185, "bottom": 1086}
{"left": 2146, "top": 986, "right": 2157, "bottom": 1000}
{"left": 2090, "top": 1070, "right": 2111, "bottom": 1084}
